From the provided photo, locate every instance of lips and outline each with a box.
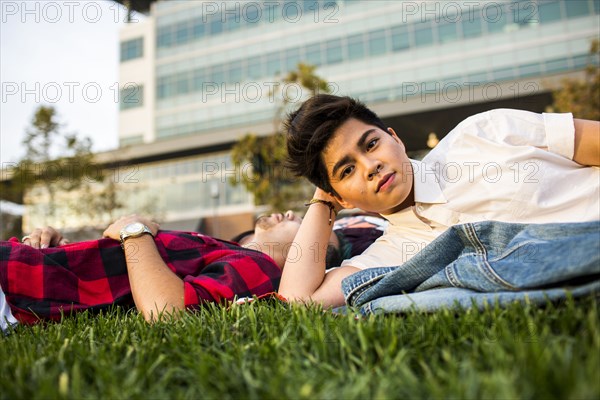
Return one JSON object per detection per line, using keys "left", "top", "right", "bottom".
{"left": 376, "top": 173, "right": 395, "bottom": 193}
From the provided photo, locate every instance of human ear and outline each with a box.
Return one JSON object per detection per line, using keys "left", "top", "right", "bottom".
{"left": 333, "top": 193, "right": 354, "bottom": 210}
{"left": 387, "top": 128, "right": 405, "bottom": 149}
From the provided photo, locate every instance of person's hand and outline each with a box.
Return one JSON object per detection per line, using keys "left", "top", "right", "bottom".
{"left": 102, "top": 214, "right": 160, "bottom": 241}
{"left": 313, "top": 187, "right": 344, "bottom": 213}
{"left": 21, "top": 226, "right": 69, "bottom": 249}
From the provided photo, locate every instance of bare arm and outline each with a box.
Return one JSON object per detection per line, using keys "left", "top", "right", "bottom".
{"left": 573, "top": 119, "right": 600, "bottom": 167}
{"left": 279, "top": 188, "right": 358, "bottom": 308}
{"left": 103, "top": 215, "right": 185, "bottom": 322}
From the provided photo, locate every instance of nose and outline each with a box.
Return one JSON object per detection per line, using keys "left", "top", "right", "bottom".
{"left": 285, "top": 210, "right": 295, "bottom": 220}
{"left": 366, "top": 161, "right": 383, "bottom": 181}
{"left": 270, "top": 213, "right": 283, "bottom": 222}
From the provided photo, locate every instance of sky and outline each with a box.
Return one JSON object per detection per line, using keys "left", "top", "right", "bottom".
{"left": 1, "top": 0, "right": 144, "bottom": 165}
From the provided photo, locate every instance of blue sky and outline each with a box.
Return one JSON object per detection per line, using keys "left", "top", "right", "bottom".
{"left": 1, "top": 0, "right": 143, "bottom": 164}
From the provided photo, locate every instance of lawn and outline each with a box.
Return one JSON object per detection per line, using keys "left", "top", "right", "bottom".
{"left": 1, "top": 296, "right": 599, "bottom": 400}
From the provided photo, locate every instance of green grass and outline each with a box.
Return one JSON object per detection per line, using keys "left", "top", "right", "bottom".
{"left": 2, "top": 296, "right": 599, "bottom": 400}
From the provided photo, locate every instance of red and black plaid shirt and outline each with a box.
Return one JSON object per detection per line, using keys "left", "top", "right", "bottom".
{"left": 0, "top": 230, "right": 281, "bottom": 324}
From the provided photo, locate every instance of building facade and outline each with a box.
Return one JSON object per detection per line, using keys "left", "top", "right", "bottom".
{"left": 19, "top": 0, "right": 600, "bottom": 239}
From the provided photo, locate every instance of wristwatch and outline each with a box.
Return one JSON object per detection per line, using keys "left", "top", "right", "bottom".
{"left": 119, "top": 222, "right": 154, "bottom": 249}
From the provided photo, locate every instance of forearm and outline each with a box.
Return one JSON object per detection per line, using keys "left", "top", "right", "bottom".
{"left": 123, "top": 235, "right": 185, "bottom": 321}
{"left": 573, "top": 119, "right": 600, "bottom": 166}
{"left": 279, "top": 201, "right": 334, "bottom": 301}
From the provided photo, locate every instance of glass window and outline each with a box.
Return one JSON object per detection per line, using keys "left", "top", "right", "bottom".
{"left": 120, "top": 37, "right": 143, "bottom": 62}
{"left": 228, "top": 64, "right": 243, "bottom": 83}
{"left": 545, "top": 58, "right": 570, "bottom": 73}
{"left": 120, "top": 84, "right": 144, "bottom": 110}
{"left": 368, "top": 29, "right": 388, "bottom": 56}
{"left": 193, "top": 69, "right": 206, "bottom": 91}
{"left": 462, "top": 16, "right": 482, "bottom": 38}
{"left": 391, "top": 25, "right": 410, "bottom": 52}
{"left": 538, "top": 1, "right": 562, "bottom": 23}
{"left": 486, "top": 4, "right": 508, "bottom": 33}
{"left": 176, "top": 73, "right": 190, "bottom": 95}
{"left": 285, "top": 47, "right": 301, "bottom": 71}
{"left": 175, "top": 24, "right": 190, "bottom": 44}
{"left": 210, "top": 18, "right": 223, "bottom": 35}
{"left": 245, "top": 4, "right": 260, "bottom": 24}
{"left": 493, "top": 67, "right": 515, "bottom": 81}
{"left": 283, "top": 0, "right": 301, "bottom": 20}
{"left": 414, "top": 22, "right": 433, "bottom": 47}
{"left": 192, "top": 18, "right": 205, "bottom": 39}
{"left": 306, "top": 43, "right": 322, "bottom": 66}
{"left": 246, "top": 56, "right": 263, "bottom": 80}
{"left": 211, "top": 65, "right": 225, "bottom": 84}
{"left": 565, "top": 0, "right": 590, "bottom": 17}
{"left": 347, "top": 33, "right": 365, "bottom": 60}
{"left": 438, "top": 23, "right": 458, "bottom": 43}
{"left": 571, "top": 54, "right": 589, "bottom": 69}
{"left": 595, "top": 0, "right": 600, "bottom": 14}
{"left": 266, "top": 52, "right": 281, "bottom": 76}
{"left": 326, "top": 38, "right": 343, "bottom": 64}
{"left": 518, "top": 62, "right": 542, "bottom": 77}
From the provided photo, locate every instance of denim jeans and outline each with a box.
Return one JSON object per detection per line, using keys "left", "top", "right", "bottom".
{"left": 341, "top": 221, "right": 600, "bottom": 315}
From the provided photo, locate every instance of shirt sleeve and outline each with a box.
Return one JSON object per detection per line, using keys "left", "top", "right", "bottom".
{"left": 454, "top": 109, "right": 575, "bottom": 160}
{"left": 340, "top": 230, "right": 424, "bottom": 270}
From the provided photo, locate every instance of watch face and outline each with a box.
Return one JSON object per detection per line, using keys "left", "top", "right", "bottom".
{"left": 124, "top": 222, "right": 144, "bottom": 235}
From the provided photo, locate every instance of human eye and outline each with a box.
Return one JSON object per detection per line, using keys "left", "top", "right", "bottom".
{"left": 340, "top": 165, "right": 354, "bottom": 179}
{"left": 366, "top": 137, "right": 378, "bottom": 150}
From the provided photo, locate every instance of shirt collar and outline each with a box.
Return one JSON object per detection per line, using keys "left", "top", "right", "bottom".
{"left": 410, "top": 159, "right": 447, "bottom": 204}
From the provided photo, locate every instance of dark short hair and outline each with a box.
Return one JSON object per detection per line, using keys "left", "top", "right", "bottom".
{"left": 285, "top": 94, "right": 387, "bottom": 194}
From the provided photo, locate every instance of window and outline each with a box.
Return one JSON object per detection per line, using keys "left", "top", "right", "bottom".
{"left": 306, "top": 43, "right": 322, "bottom": 66}
{"left": 192, "top": 18, "right": 206, "bottom": 39}
{"left": 266, "top": 52, "right": 281, "bottom": 76}
{"left": 462, "top": 16, "right": 482, "bottom": 38}
{"left": 493, "top": 67, "right": 516, "bottom": 81}
{"left": 538, "top": 1, "right": 562, "bottom": 23}
{"left": 246, "top": 56, "right": 263, "bottom": 80}
{"left": 326, "top": 38, "right": 343, "bottom": 64}
{"left": 438, "top": 23, "right": 458, "bottom": 43}
{"left": 368, "top": 29, "right": 388, "bottom": 56}
{"left": 565, "top": 0, "right": 590, "bottom": 18}
{"left": 486, "top": 4, "right": 509, "bottom": 33}
{"left": 347, "top": 33, "right": 365, "bottom": 60}
{"left": 228, "top": 64, "right": 243, "bottom": 83}
{"left": 414, "top": 22, "right": 433, "bottom": 47}
{"left": 391, "top": 26, "right": 410, "bottom": 52}
{"left": 518, "top": 62, "right": 542, "bottom": 77}
{"left": 210, "top": 18, "right": 223, "bottom": 34}
{"left": 285, "top": 47, "right": 301, "bottom": 72}
{"left": 211, "top": 65, "right": 226, "bottom": 84}
{"left": 545, "top": 58, "right": 570, "bottom": 73}
{"left": 120, "top": 84, "right": 144, "bottom": 110}
{"left": 120, "top": 37, "right": 143, "bottom": 62}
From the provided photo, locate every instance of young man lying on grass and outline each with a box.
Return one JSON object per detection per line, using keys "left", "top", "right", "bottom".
{"left": 278, "top": 95, "right": 600, "bottom": 308}
{"left": 1, "top": 210, "right": 386, "bottom": 331}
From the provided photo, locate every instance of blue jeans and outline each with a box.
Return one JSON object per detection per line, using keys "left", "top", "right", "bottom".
{"left": 341, "top": 221, "right": 600, "bottom": 315}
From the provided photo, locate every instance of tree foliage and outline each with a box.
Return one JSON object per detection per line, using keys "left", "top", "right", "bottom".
{"left": 11, "top": 106, "right": 97, "bottom": 221}
{"left": 550, "top": 39, "right": 599, "bottom": 120}
{"left": 230, "top": 63, "right": 331, "bottom": 211}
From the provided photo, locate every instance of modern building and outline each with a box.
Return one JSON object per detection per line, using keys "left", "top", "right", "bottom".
{"left": 19, "top": 0, "right": 600, "bottom": 239}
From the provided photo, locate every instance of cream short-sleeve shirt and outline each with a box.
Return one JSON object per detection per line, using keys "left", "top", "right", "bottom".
{"left": 342, "top": 109, "right": 600, "bottom": 270}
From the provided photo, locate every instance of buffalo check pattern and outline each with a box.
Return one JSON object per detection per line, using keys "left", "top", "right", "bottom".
{"left": 0, "top": 231, "right": 281, "bottom": 324}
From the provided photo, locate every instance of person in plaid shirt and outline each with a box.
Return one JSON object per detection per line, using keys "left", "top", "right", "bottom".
{"left": 1, "top": 215, "right": 282, "bottom": 329}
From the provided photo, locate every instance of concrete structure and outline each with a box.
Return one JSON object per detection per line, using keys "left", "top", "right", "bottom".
{"left": 16, "top": 0, "right": 600, "bottom": 239}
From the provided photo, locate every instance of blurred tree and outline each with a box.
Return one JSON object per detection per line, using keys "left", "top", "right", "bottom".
{"left": 230, "top": 63, "right": 331, "bottom": 211}
{"left": 12, "top": 106, "right": 96, "bottom": 222}
{"left": 549, "top": 39, "right": 599, "bottom": 120}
